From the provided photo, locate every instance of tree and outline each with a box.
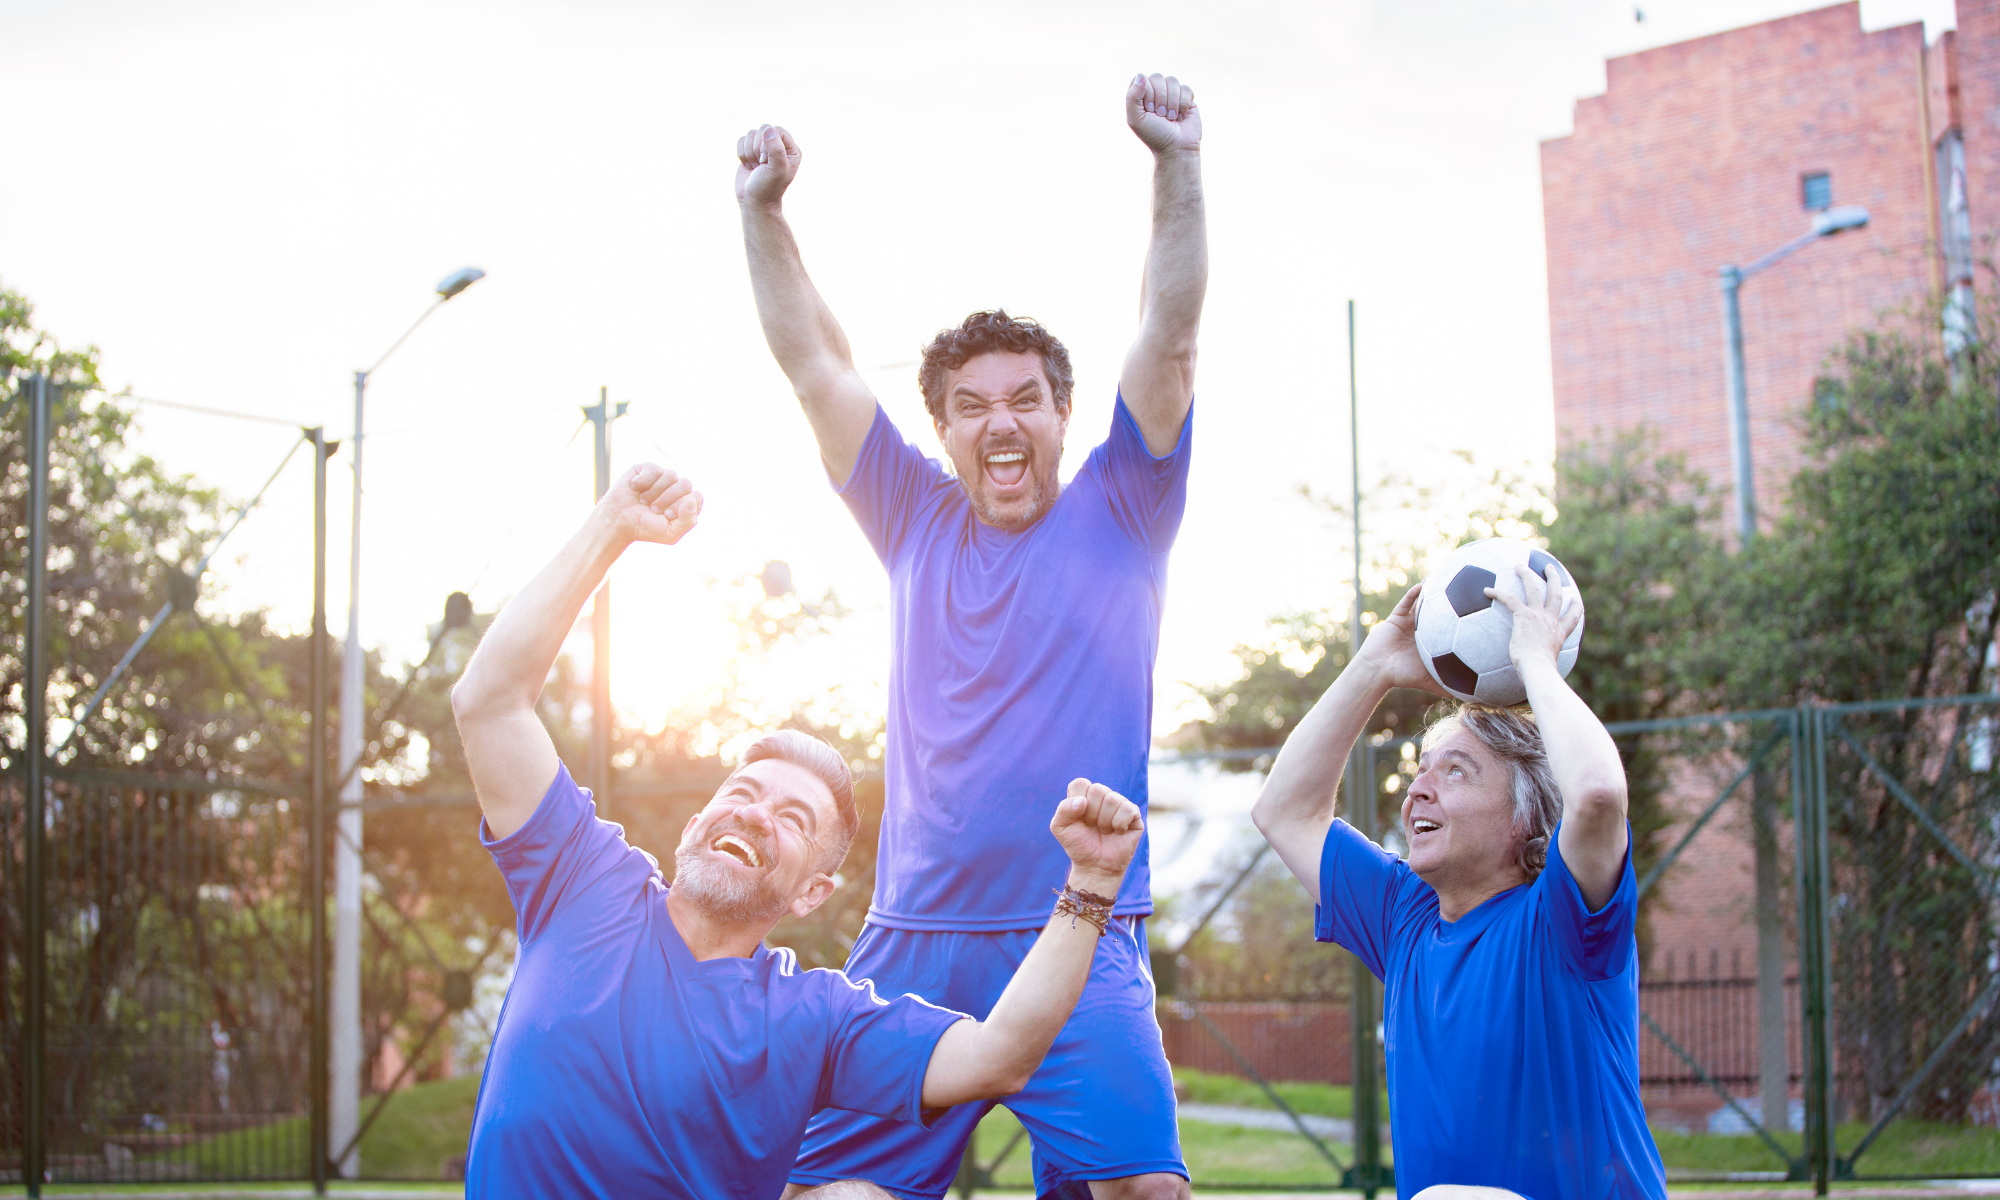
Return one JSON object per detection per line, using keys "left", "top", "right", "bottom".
{"left": 1720, "top": 311, "right": 2000, "bottom": 1126}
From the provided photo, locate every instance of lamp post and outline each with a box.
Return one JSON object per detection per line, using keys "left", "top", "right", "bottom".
{"left": 1718, "top": 204, "right": 1864, "bottom": 1145}
{"left": 333, "top": 266, "right": 483, "bottom": 1177}
{"left": 1719, "top": 204, "right": 1868, "bottom": 541}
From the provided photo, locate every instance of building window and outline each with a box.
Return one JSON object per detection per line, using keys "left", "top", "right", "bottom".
{"left": 1802, "top": 171, "right": 1832, "bottom": 211}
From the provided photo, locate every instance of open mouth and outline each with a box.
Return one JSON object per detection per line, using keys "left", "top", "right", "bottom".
{"left": 983, "top": 450, "right": 1028, "bottom": 489}
{"left": 1410, "top": 818, "right": 1442, "bottom": 837}
{"left": 710, "top": 833, "right": 764, "bottom": 869}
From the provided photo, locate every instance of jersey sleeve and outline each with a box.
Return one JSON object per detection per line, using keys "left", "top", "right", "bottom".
{"left": 1080, "top": 393, "right": 1192, "bottom": 553}
{"left": 1314, "top": 819, "right": 1418, "bottom": 979}
{"left": 480, "top": 763, "right": 659, "bottom": 946}
{"left": 815, "top": 973, "right": 968, "bottom": 1125}
{"left": 1537, "top": 823, "right": 1639, "bottom": 981}
{"left": 834, "top": 405, "right": 953, "bottom": 566}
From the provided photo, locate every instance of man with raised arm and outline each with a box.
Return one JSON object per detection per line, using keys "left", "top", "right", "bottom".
{"left": 450, "top": 463, "right": 1147, "bottom": 1200}
{"left": 1250, "top": 567, "right": 1668, "bottom": 1200}
{"left": 735, "top": 73, "right": 1205, "bottom": 1200}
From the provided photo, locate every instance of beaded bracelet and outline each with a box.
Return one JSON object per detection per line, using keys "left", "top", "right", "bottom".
{"left": 1052, "top": 884, "right": 1117, "bottom": 935}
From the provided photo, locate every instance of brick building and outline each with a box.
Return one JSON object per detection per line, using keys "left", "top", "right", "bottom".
{"left": 1541, "top": 1, "right": 1982, "bottom": 518}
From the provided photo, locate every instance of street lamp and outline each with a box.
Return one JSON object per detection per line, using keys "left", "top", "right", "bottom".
{"left": 333, "top": 265, "right": 483, "bottom": 1177}
{"left": 1720, "top": 205, "right": 1868, "bottom": 540}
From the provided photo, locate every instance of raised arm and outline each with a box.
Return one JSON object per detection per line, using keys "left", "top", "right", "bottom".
{"left": 1119, "top": 72, "right": 1208, "bottom": 455}
{"left": 735, "top": 125, "right": 880, "bottom": 486}
{"left": 918, "top": 781, "right": 1143, "bottom": 1108}
{"left": 1252, "top": 586, "right": 1446, "bottom": 899}
{"left": 450, "top": 465, "right": 701, "bottom": 838}
{"left": 1489, "top": 565, "right": 1626, "bottom": 909}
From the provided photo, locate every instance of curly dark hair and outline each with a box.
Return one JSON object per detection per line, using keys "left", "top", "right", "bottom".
{"left": 918, "top": 310, "right": 1074, "bottom": 424}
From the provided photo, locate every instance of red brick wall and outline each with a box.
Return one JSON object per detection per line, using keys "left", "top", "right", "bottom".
{"left": 1541, "top": 3, "right": 1939, "bottom": 520}
{"left": 1958, "top": 0, "right": 2000, "bottom": 237}
{"left": 1159, "top": 1002, "right": 1354, "bottom": 1085}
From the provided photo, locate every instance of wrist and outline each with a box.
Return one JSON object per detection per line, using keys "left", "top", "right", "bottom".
{"left": 739, "top": 196, "right": 786, "bottom": 220}
{"left": 584, "top": 504, "right": 635, "bottom": 556}
{"left": 1341, "top": 651, "right": 1397, "bottom": 697}
{"left": 1065, "top": 866, "right": 1124, "bottom": 897}
{"left": 1516, "top": 651, "right": 1564, "bottom": 683}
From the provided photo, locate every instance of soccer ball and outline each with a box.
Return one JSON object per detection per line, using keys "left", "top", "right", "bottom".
{"left": 1413, "top": 538, "right": 1583, "bottom": 706}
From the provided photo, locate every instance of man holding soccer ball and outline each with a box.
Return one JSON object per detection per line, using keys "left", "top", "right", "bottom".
{"left": 1252, "top": 562, "right": 1668, "bottom": 1200}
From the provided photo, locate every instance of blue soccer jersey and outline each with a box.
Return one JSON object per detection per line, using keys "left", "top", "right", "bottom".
{"left": 1316, "top": 819, "right": 1667, "bottom": 1200}
{"left": 837, "top": 395, "right": 1192, "bottom": 930}
{"left": 465, "top": 766, "right": 964, "bottom": 1200}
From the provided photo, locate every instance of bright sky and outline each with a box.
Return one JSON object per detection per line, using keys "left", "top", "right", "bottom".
{"left": 5, "top": 0, "right": 1956, "bottom": 794}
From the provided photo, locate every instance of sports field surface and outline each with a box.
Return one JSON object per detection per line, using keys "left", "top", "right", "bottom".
{"left": 14, "top": 1068, "right": 2000, "bottom": 1195}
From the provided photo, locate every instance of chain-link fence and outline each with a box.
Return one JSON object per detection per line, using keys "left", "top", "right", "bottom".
{"left": 1, "top": 772, "right": 311, "bottom": 1184}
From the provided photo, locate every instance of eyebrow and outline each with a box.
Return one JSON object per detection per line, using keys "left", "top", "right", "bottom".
{"left": 1417, "top": 749, "right": 1478, "bottom": 773}
{"left": 952, "top": 380, "right": 1043, "bottom": 403}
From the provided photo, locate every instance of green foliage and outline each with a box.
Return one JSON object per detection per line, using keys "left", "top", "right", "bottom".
{"left": 1171, "top": 836, "right": 1355, "bottom": 1002}
{"left": 1715, "top": 323, "right": 2000, "bottom": 707}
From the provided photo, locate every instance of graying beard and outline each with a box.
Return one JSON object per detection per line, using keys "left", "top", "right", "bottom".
{"left": 672, "top": 846, "right": 788, "bottom": 924}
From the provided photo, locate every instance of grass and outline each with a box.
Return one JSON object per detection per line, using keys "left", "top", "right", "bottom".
{"left": 31, "top": 1066, "right": 2000, "bottom": 1192}
{"left": 142, "top": 1075, "right": 480, "bottom": 1181}
{"left": 968, "top": 1105, "right": 1352, "bottom": 1190}
{"left": 1652, "top": 1117, "right": 2000, "bottom": 1176}
{"left": 1172, "top": 1067, "right": 1386, "bottom": 1122}
{"left": 1170, "top": 1068, "right": 2000, "bottom": 1179}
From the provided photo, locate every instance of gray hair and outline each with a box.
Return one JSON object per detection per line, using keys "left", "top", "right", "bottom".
{"left": 1420, "top": 705, "right": 1563, "bottom": 878}
{"left": 737, "top": 729, "right": 858, "bottom": 873}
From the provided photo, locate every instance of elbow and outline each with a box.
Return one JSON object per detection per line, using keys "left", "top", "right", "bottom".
{"left": 1251, "top": 791, "right": 1278, "bottom": 836}
{"left": 449, "top": 671, "right": 517, "bottom": 727}
{"left": 1571, "top": 781, "right": 1628, "bottom": 826}
{"left": 987, "top": 1062, "right": 1034, "bottom": 1099}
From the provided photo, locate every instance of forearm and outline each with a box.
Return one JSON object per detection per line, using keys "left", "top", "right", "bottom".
{"left": 739, "top": 201, "right": 857, "bottom": 385}
{"left": 1255, "top": 657, "right": 1389, "bottom": 832}
{"left": 455, "top": 509, "right": 624, "bottom": 717}
{"left": 921, "top": 865, "right": 1120, "bottom": 1106}
{"left": 1520, "top": 658, "right": 1626, "bottom": 822}
{"left": 1136, "top": 150, "right": 1207, "bottom": 347}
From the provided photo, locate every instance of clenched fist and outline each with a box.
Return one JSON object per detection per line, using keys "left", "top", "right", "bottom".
{"left": 1049, "top": 778, "right": 1144, "bottom": 895}
{"left": 600, "top": 463, "right": 702, "bottom": 547}
{"left": 735, "top": 125, "right": 802, "bottom": 208}
{"left": 1126, "top": 73, "right": 1201, "bottom": 156}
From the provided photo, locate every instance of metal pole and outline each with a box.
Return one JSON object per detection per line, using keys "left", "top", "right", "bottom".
{"left": 1720, "top": 265, "right": 1757, "bottom": 543}
{"left": 1344, "top": 299, "right": 1384, "bottom": 1193}
{"left": 1349, "top": 299, "right": 1363, "bottom": 671}
{"left": 1792, "top": 707, "right": 1835, "bottom": 1191}
{"left": 22, "top": 374, "right": 50, "bottom": 1198}
{"left": 1809, "top": 710, "right": 1838, "bottom": 1187}
{"left": 582, "top": 389, "right": 626, "bottom": 802}
{"left": 1350, "top": 740, "right": 1383, "bottom": 1194}
{"left": 309, "top": 428, "right": 332, "bottom": 1195}
{"left": 332, "top": 372, "right": 365, "bottom": 1177}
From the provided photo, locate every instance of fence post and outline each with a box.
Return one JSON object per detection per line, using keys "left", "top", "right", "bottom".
{"left": 1348, "top": 740, "right": 1384, "bottom": 1194}
{"left": 309, "top": 428, "right": 331, "bottom": 1194}
{"left": 21, "top": 374, "right": 50, "bottom": 1198}
{"left": 1792, "top": 706, "right": 1835, "bottom": 1192}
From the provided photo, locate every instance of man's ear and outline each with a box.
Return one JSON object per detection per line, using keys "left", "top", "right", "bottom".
{"left": 788, "top": 872, "right": 839, "bottom": 919}
{"left": 680, "top": 812, "right": 702, "bottom": 843}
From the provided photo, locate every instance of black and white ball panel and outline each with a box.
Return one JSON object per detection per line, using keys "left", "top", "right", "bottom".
{"left": 1413, "top": 538, "right": 1584, "bottom": 706}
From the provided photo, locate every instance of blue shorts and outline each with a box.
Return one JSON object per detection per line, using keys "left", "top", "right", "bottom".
{"left": 790, "top": 917, "right": 1186, "bottom": 1199}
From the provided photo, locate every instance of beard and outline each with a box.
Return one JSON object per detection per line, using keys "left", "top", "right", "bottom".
{"left": 961, "top": 438, "right": 1063, "bottom": 530}
{"left": 672, "top": 821, "right": 788, "bottom": 924}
